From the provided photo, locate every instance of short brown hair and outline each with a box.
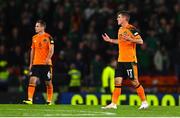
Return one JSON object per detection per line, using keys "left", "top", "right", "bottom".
{"left": 117, "top": 11, "right": 130, "bottom": 21}
{"left": 36, "top": 20, "right": 46, "bottom": 28}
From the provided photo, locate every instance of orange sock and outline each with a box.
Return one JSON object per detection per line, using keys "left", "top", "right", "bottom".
{"left": 28, "top": 84, "right": 36, "bottom": 101}
{"left": 112, "top": 84, "right": 121, "bottom": 104}
{"left": 136, "top": 85, "right": 146, "bottom": 101}
{"left": 47, "top": 84, "right": 53, "bottom": 102}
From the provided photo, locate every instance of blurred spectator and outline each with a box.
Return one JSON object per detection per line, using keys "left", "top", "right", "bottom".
{"left": 68, "top": 63, "right": 81, "bottom": 92}
{"left": 101, "top": 58, "right": 116, "bottom": 93}
{"left": 54, "top": 50, "right": 69, "bottom": 90}
{"left": 63, "top": 40, "right": 75, "bottom": 62}
{"left": 0, "top": 44, "right": 9, "bottom": 91}
{"left": 173, "top": 40, "right": 180, "bottom": 84}
{"left": 145, "top": 28, "right": 159, "bottom": 54}
{"left": 153, "top": 46, "right": 169, "bottom": 75}
{"left": 83, "top": 26, "right": 98, "bottom": 48}
{"left": 74, "top": 52, "right": 87, "bottom": 80}
{"left": 174, "top": 2, "right": 180, "bottom": 26}
{"left": 0, "top": 25, "right": 5, "bottom": 44}
{"left": 90, "top": 54, "right": 104, "bottom": 89}
{"left": 8, "top": 45, "right": 24, "bottom": 67}
{"left": 137, "top": 43, "right": 151, "bottom": 75}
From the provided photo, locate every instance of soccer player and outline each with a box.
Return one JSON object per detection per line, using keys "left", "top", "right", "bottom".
{"left": 23, "top": 20, "right": 54, "bottom": 105}
{"left": 101, "top": 11, "right": 148, "bottom": 109}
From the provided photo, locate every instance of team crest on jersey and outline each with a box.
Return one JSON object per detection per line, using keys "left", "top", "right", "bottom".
{"left": 123, "top": 31, "right": 127, "bottom": 35}
{"left": 43, "top": 39, "right": 47, "bottom": 42}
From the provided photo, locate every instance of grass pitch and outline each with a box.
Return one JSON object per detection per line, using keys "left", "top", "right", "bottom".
{"left": 0, "top": 104, "right": 179, "bottom": 117}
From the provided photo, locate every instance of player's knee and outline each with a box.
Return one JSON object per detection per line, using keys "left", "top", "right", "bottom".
{"left": 114, "top": 77, "right": 122, "bottom": 85}
{"left": 131, "top": 80, "right": 140, "bottom": 88}
{"left": 45, "top": 81, "right": 53, "bottom": 86}
{"left": 29, "top": 77, "right": 37, "bottom": 84}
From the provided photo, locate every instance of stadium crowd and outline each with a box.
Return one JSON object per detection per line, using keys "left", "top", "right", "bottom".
{"left": 0, "top": 0, "right": 180, "bottom": 92}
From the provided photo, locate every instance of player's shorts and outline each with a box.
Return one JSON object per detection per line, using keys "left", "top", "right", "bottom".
{"left": 115, "top": 62, "right": 138, "bottom": 80}
{"left": 30, "top": 65, "right": 52, "bottom": 81}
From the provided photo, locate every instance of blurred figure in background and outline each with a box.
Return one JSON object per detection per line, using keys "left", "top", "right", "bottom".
{"left": 0, "top": 44, "right": 9, "bottom": 91}
{"left": 90, "top": 54, "right": 103, "bottom": 90}
{"left": 68, "top": 63, "right": 81, "bottom": 92}
{"left": 154, "top": 46, "right": 169, "bottom": 75}
{"left": 101, "top": 58, "right": 116, "bottom": 93}
{"left": 173, "top": 40, "right": 180, "bottom": 84}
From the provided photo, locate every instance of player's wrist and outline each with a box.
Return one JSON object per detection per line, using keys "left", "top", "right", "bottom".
{"left": 109, "top": 39, "right": 112, "bottom": 43}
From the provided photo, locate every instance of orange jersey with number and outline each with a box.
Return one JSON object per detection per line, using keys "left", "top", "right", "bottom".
{"left": 31, "top": 32, "right": 54, "bottom": 65}
{"left": 118, "top": 24, "right": 142, "bottom": 62}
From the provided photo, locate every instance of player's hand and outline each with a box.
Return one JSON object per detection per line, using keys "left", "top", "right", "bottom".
{"left": 102, "top": 33, "right": 111, "bottom": 42}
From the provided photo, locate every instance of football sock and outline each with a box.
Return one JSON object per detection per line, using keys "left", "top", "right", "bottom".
{"left": 136, "top": 84, "right": 146, "bottom": 101}
{"left": 112, "top": 84, "right": 121, "bottom": 104}
{"left": 47, "top": 84, "right": 53, "bottom": 102}
{"left": 28, "top": 84, "right": 36, "bottom": 101}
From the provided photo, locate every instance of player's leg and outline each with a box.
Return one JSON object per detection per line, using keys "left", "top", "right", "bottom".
{"left": 44, "top": 66, "right": 53, "bottom": 105}
{"left": 130, "top": 63, "right": 148, "bottom": 109}
{"left": 45, "top": 80, "right": 53, "bottom": 105}
{"left": 102, "top": 62, "right": 124, "bottom": 109}
{"left": 102, "top": 77, "right": 123, "bottom": 109}
{"left": 23, "top": 76, "right": 38, "bottom": 104}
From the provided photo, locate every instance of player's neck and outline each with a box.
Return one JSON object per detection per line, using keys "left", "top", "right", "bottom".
{"left": 38, "top": 31, "right": 45, "bottom": 35}
{"left": 121, "top": 22, "right": 129, "bottom": 28}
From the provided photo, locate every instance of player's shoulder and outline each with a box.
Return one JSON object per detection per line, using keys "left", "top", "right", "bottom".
{"left": 43, "top": 32, "right": 51, "bottom": 37}
{"left": 128, "top": 24, "right": 137, "bottom": 30}
{"left": 32, "top": 34, "right": 38, "bottom": 39}
{"left": 44, "top": 32, "right": 54, "bottom": 44}
{"left": 128, "top": 24, "right": 139, "bottom": 36}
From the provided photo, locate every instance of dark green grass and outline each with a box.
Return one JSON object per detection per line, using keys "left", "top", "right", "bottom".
{"left": 0, "top": 104, "right": 179, "bottom": 117}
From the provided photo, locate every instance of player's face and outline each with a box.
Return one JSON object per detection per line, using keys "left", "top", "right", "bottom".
{"left": 117, "top": 14, "right": 126, "bottom": 25}
{"left": 35, "top": 23, "right": 44, "bottom": 33}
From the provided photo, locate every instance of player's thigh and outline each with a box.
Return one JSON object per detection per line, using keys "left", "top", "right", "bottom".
{"left": 115, "top": 62, "right": 124, "bottom": 85}
{"left": 128, "top": 62, "right": 140, "bottom": 87}
{"left": 29, "top": 65, "right": 40, "bottom": 84}
{"left": 41, "top": 65, "right": 52, "bottom": 81}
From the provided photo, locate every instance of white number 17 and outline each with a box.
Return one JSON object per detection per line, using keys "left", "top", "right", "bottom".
{"left": 127, "top": 69, "right": 133, "bottom": 78}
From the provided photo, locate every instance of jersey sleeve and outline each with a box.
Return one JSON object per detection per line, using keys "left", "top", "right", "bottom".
{"left": 31, "top": 38, "right": 35, "bottom": 49}
{"left": 129, "top": 28, "right": 142, "bottom": 39}
{"left": 49, "top": 36, "right": 54, "bottom": 44}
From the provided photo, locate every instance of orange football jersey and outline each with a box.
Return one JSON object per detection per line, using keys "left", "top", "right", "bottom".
{"left": 118, "top": 24, "right": 141, "bottom": 62}
{"left": 31, "top": 32, "right": 54, "bottom": 65}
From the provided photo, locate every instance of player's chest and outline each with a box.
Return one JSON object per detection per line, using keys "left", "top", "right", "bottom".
{"left": 118, "top": 28, "right": 133, "bottom": 45}
{"left": 118, "top": 27, "right": 130, "bottom": 36}
{"left": 33, "top": 37, "right": 49, "bottom": 48}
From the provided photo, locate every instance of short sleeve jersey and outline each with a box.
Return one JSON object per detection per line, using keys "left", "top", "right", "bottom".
{"left": 31, "top": 32, "right": 54, "bottom": 65}
{"left": 118, "top": 24, "right": 142, "bottom": 62}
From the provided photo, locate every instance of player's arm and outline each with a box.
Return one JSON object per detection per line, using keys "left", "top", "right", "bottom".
{"left": 121, "top": 28, "right": 143, "bottom": 44}
{"left": 29, "top": 43, "right": 34, "bottom": 70}
{"left": 121, "top": 34, "right": 143, "bottom": 44}
{"left": 45, "top": 37, "right": 54, "bottom": 64}
{"left": 102, "top": 33, "right": 118, "bottom": 44}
